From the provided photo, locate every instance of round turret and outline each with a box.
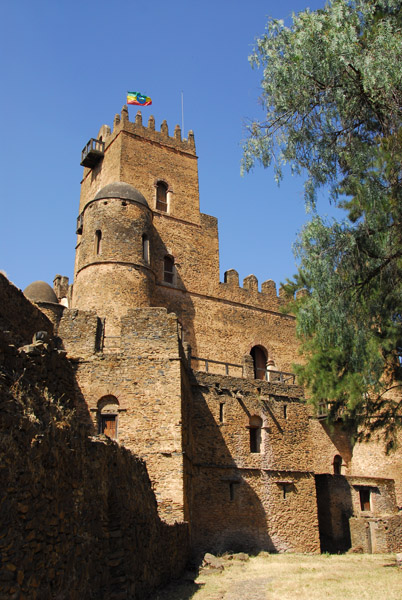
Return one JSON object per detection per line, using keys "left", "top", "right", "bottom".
{"left": 73, "top": 182, "right": 155, "bottom": 335}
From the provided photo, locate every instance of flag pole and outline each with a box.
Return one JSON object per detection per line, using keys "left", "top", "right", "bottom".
{"left": 181, "top": 91, "right": 184, "bottom": 136}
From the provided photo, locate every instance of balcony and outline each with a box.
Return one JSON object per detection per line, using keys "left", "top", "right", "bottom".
{"left": 80, "top": 138, "right": 105, "bottom": 168}
{"left": 190, "top": 355, "right": 296, "bottom": 384}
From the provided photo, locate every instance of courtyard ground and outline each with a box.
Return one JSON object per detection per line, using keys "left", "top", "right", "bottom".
{"left": 150, "top": 552, "right": 401, "bottom": 600}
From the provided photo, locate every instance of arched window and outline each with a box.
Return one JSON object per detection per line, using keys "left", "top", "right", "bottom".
{"left": 249, "top": 415, "right": 263, "bottom": 453}
{"left": 163, "top": 255, "right": 174, "bottom": 284}
{"left": 250, "top": 346, "right": 267, "bottom": 380}
{"left": 333, "top": 454, "right": 342, "bottom": 475}
{"left": 142, "top": 234, "right": 150, "bottom": 264}
{"left": 156, "top": 181, "right": 168, "bottom": 212}
{"left": 97, "top": 395, "right": 119, "bottom": 439}
{"left": 95, "top": 229, "right": 102, "bottom": 255}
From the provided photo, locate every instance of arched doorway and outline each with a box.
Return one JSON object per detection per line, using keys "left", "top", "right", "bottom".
{"left": 250, "top": 345, "right": 267, "bottom": 380}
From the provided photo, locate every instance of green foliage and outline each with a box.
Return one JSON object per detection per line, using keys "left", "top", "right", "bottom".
{"left": 244, "top": 0, "right": 402, "bottom": 445}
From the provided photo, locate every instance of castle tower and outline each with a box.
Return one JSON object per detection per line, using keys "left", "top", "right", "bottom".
{"left": 73, "top": 106, "right": 220, "bottom": 342}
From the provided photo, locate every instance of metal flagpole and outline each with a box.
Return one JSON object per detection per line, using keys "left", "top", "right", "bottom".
{"left": 181, "top": 91, "right": 184, "bottom": 136}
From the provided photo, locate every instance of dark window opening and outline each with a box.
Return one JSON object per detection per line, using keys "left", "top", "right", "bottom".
{"left": 333, "top": 454, "right": 342, "bottom": 475}
{"left": 219, "top": 402, "right": 224, "bottom": 423}
{"left": 249, "top": 415, "right": 263, "bottom": 453}
{"left": 100, "top": 415, "right": 117, "bottom": 439}
{"left": 163, "top": 256, "right": 174, "bottom": 284}
{"left": 156, "top": 181, "right": 168, "bottom": 212}
{"left": 283, "top": 404, "right": 287, "bottom": 419}
{"left": 229, "top": 482, "right": 235, "bottom": 501}
{"left": 359, "top": 489, "right": 371, "bottom": 511}
{"left": 142, "top": 234, "right": 150, "bottom": 264}
{"left": 250, "top": 346, "right": 267, "bottom": 380}
{"left": 95, "top": 229, "right": 102, "bottom": 255}
{"left": 282, "top": 485, "right": 287, "bottom": 499}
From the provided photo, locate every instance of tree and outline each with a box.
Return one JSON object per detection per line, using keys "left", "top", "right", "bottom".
{"left": 243, "top": 0, "right": 402, "bottom": 447}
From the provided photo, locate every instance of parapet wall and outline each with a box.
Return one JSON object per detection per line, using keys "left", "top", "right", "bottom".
{"left": 219, "top": 268, "right": 303, "bottom": 314}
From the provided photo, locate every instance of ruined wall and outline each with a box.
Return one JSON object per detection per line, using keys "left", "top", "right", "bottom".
{"left": 187, "top": 372, "right": 320, "bottom": 554}
{"left": 0, "top": 278, "right": 188, "bottom": 599}
{"left": 0, "top": 274, "right": 53, "bottom": 346}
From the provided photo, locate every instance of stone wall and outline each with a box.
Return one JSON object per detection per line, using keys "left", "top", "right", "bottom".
{"left": 0, "top": 274, "right": 53, "bottom": 347}
{"left": 350, "top": 515, "right": 402, "bottom": 553}
{"left": 186, "top": 372, "right": 321, "bottom": 554}
{"left": 315, "top": 474, "right": 401, "bottom": 553}
{"left": 70, "top": 308, "right": 187, "bottom": 523}
{"left": 0, "top": 279, "right": 189, "bottom": 599}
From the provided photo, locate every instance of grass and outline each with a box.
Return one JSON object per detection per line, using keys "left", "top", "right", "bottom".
{"left": 151, "top": 553, "right": 401, "bottom": 600}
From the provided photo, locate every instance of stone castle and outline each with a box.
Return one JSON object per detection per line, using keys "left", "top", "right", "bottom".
{"left": 20, "top": 105, "right": 402, "bottom": 556}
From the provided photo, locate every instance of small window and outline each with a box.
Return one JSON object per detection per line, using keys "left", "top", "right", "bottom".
{"left": 333, "top": 454, "right": 342, "bottom": 475}
{"left": 95, "top": 229, "right": 102, "bottom": 255}
{"left": 283, "top": 404, "right": 287, "bottom": 419}
{"left": 142, "top": 234, "right": 150, "bottom": 264}
{"left": 97, "top": 395, "right": 119, "bottom": 439}
{"left": 359, "top": 488, "right": 371, "bottom": 511}
{"left": 229, "top": 482, "right": 235, "bottom": 501}
{"left": 156, "top": 181, "right": 168, "bottom": 212}
{"left": 100, "top": 415, "right": 117, "bottom": 439}
{"left": 163, "top": 255, "right": 174, "bottom": 284}
{"left": 249, "top": 415, "right": 263, "bottom": 453}
{"left": 219, "top": 402, "right": 224, "bottom": 423}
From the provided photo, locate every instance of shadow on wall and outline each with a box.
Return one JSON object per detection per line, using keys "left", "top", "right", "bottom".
{"left": 0, "top": 281, "right": 188, "bottom": 599}
{"left": 151, "top": 219, "right": 198, "bottom": 358}
{"left": 315, "top": 474, "right": 353, "bottom": 553}
{"left": 185, "top": 372, "right": 275, "bottom": 556}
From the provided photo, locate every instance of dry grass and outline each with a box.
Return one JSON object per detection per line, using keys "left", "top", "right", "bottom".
{"left": 151, "top": 553, "right": 401, "bottom": 600}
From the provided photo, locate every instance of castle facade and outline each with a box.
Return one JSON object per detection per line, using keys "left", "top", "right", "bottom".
{"left": 23, "top": 106, "right": 402, "bottom": 554}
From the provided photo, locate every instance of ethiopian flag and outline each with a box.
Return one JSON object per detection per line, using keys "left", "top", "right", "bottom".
{"left": 127, "top": 91, "right": 152, "bottom": 106}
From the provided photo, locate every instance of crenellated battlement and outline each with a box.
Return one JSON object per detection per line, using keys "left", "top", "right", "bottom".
{"left": 220, "top": 268, "right": 297, "bottom": 313}
{"left": 99, "top": 106, "right": 196, "bottom": 156}
{"left": 220, "top": 268, "right": 306, "bottom": 312}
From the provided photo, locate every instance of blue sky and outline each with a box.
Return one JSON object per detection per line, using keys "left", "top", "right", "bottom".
{"left": 0, "top": 0, "right": 340, "bottom": 293}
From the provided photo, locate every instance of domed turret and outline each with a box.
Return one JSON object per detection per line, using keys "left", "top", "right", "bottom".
{"left": 24, "top": 281, "right": 58, "bottom": 304}
{"left": 73, "top": 181, "right": 155, "bottom": 335}
{"left": 24, "top": 280, "right": 64, "bottom": 329}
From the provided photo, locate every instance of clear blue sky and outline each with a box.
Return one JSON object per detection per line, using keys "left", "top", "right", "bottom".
{"left": 1, "top": 0, "right": 339, "bottom": 293}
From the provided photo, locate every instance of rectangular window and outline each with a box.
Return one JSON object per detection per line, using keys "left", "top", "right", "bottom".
{"left": 229, "top": 482, "right": 235, "bottom": 501}
{"left": 359, "top": 488, "right": 371, "bottom": 511}
{"left": 100, "top": 415, "right": 117, "bottom": 439}
{"left": 163, "top": 256, "right": 174, "bottom": 284}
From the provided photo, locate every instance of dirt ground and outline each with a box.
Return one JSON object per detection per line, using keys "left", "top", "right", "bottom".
{"left": 150, "top": 552, "right": 401, "bottom": 600}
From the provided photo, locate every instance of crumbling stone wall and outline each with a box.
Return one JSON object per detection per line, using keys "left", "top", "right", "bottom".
{"left": 0, "top": 274, "right": 53, "bottom": 347}
{"left": 0, "top": 280, "right": 188, "bottom": 599}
